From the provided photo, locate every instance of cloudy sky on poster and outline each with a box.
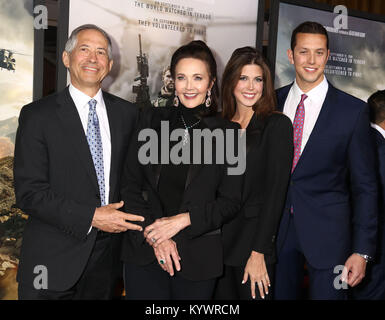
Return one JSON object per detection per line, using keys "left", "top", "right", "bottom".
{"left": 275, "top": 2, "right": 385, "bottom": 101}
{"left": 0, "top": 0, "right": 34, "bottom": 157}
{"left": 68, "top": 0, "right": 259, "bottom": 102}
{"left": 0, "top": 0, "right": 34, "bottom": 120}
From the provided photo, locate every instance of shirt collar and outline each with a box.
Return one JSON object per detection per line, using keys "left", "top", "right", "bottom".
{"left": 69, "top": 84, "right": 104, "bottom": 110}
{"left": 371, "top": 123, "right": 385, "bottom": 139}
{"left": 292, "top": 76, "right": 329, "bottom": 103}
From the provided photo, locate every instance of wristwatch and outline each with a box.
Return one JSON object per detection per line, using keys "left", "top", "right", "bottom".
{"left": 354, "top": 253, "right": 372, "bottom": 263}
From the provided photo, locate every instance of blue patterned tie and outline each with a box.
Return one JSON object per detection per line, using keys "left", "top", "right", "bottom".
{"left": 87, "top": 99, "right": 106, "bottom": 206}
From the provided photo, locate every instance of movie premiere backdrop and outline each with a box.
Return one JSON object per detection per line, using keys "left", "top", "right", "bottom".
{"left": 0, "top": 0, "right": 262, "bottom": 300}
{"left": 58, "top": 0, "right": 264, "bottom": 107}
{"left": 0, "top": 0, "right": 44, "bottom": 300}
{"left": 2, "top": 0, "right": 384, "bottom": 300}
{"left": 268, "top": 0, "right": 385, "bottom": 101}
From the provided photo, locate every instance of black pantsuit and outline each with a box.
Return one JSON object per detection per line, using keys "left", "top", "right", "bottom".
{"left": 216, "top": 112, "right": 293, "bottom": 300}
{"left": 120, "top": 105, "right": 243, "bottom": 299}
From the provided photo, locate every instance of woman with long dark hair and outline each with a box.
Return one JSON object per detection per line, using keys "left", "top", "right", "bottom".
{"left": 215, "top": 47, "right": 293, "bottom": 300}
{"left": 120, "top": 41, "right": 243, "bottom": 299}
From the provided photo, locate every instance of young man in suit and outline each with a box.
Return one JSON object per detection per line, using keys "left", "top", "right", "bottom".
{"left": 14, "top": 24, "right": 144, "bottom": 300}
{"left": 273, "top": 21, "right": 377, "bottom": 300}
{"left": 353, "top": 90, "right": 385, "bottom": 299}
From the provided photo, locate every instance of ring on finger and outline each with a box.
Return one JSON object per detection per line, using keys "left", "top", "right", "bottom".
{"left": 151, "top": 237, "right": 156, "bottom": 243}
{"left": 159, "top": 258, "right": 165, "bottom": 265}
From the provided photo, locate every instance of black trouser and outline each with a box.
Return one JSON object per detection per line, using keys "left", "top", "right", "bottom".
{"left": 18, "top": 233, "right": 121, "bottom": 300}
{"left": 124, "top": 261, "right": 217, "bottom": 300}
{"left": 214, "top": 264, "right": 275, "bottom": 300}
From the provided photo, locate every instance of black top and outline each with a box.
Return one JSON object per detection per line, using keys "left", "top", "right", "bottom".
{"left": 222, "top": 112, "right": 293, "bottom": 266}
{"left": 158, "top": 103, "right": 206, "bottom": 216}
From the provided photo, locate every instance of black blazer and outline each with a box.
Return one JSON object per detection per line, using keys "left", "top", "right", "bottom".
{"left": 120, "top": 107, "right": 243, "bottom": 281}
{"left": 14, "top": 87, "right": 138, "bottom": 291}
{"left": 222, "top": 112, "right": 293, "bottom": 266}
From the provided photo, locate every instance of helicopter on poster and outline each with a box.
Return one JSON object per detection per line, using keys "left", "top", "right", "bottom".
{"left": 0, "top": 49, "right": 31, "bottom": 72}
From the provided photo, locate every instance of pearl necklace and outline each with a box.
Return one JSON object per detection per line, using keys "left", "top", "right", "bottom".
{"left": 180, "top": 114, "right": 201, "bottom": 146}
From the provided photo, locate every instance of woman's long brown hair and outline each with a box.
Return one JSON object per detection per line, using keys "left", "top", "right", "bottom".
{"left": 221, "top": 47, "right": 277, "bottom": 121}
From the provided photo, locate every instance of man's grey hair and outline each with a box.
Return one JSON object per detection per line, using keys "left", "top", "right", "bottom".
{"left": 64, "top": 24, "right": 113, "bottom": 60}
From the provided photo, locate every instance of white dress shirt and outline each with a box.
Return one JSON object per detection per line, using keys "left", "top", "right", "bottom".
{"left": 371, "top": 123, "right": 385, "bottom": 139}
{"left": 283, "top": 76, "right": 329, "bottom": 153}
{"left": 69, "top": 84, "right": 111, "bottom": 206}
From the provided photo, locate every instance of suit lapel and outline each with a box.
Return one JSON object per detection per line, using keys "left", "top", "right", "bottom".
{"left": 145, "top": 109, "right": 177, "bottom": 189}
{"left": 55, "top": 88, "right": 99, "bottom": 192}
{"left": 183, "top": 116, "right": 217, "bottom": 191}
{"left": 372, "top": 127, "right": 385, "bottom": 148}
{"left": 152, "top": 163, "right": 162, "bottom": 187}
{"left": 246, "top": 113, "right": 264, "bottom": 155}
{"left": 184, "top": 163, "right": 202, "bottom": 190}
{"left": 276, "top": 84, "right": 292, "bottom": 112}
{"left": 104, "top": 92, "right": 119, "bottom": 203}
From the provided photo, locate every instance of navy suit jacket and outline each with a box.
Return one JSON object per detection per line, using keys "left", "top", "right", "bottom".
{"left": 276, "top": 82, "right": 378, "bottom": 269}
{"left": 352, "top": 128, "right": 385, "bottom": 299}
{"left": 372, "top": 127, "right": 385, "bottom": 222}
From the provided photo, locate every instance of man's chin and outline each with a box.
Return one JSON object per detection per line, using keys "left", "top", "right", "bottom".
{"left": 300, "top": 74, "right": 323, "bottom": 85}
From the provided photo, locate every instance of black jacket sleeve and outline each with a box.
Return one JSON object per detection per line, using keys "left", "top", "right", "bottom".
{"left": 120, "top": 109, "right": 158, "bottom": 230}
{"left": 186, "top": 125, "right": 244, "bottom": 238}
{"left": 252, "top": 114, "right": 293, "bottom": 255}
{"left": 14, "top": 106, "right": 95, "bottom": 241}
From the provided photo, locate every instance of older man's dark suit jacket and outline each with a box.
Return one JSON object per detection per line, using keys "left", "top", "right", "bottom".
{"left": 275, "top": 82, "right": 378, "bottom": 269}
{"left": 14, "top": 87, "right": 138, "bottom": 291}
{"left": 120, "top": 107, "right": 243, "bottom": 281}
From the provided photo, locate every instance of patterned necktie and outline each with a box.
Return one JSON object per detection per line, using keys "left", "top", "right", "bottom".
{"left": 292, "top": 94, "right": 307, "bottom": 172}
{"left": 87, "top": 99, "right": 106, "bottom": 206}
